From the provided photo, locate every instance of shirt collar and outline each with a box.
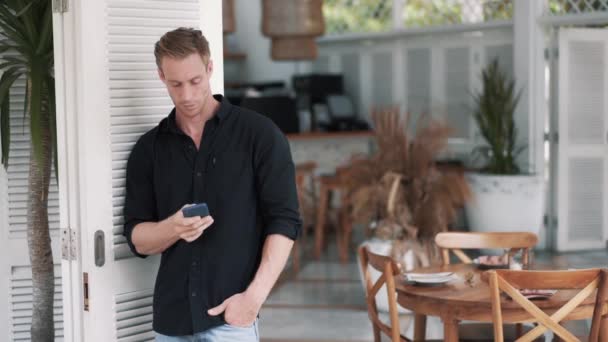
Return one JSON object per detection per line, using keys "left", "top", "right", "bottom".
{"left": 161, "top": 94, "right": 232, "bottom": 134}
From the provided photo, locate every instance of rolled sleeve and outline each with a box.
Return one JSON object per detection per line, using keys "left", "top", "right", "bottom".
{"left": 254, "top": 121, "right": 302, "bottom": 240}
{"left": 123, "top": 138, "right": 157, "bottom": 258}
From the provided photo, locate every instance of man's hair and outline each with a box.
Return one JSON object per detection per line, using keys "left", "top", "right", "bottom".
{"left": 154, "top": 27, "right": 210, "bottom": 69}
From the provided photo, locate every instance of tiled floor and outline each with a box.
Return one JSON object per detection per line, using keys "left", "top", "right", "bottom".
{"left": 258, "top": 231, "right": 608, "bottom": 342}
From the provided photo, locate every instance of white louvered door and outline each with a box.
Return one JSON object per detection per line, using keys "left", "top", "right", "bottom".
{"left": 0, "top": 78, "right": 64, "bottom": 340}
{"left": 53, "top": 1, "right": 224, "bottom": 341}
{"left": 557, "top": 28, "right": 608, "bottom": 251}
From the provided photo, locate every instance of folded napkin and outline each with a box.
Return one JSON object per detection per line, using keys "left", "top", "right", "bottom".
{"left": 519, "top": 289, "right": 557, "bottom": 299}
{"left": 505, "top": 289, "right": 557, "bottom": 300}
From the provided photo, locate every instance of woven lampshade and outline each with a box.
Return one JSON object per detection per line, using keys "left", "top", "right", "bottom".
{"left": 223, "top": 0, "right": 235, "bottom": 34}
{"left": 261, "top": 0, "right": 325, "bottom": 60}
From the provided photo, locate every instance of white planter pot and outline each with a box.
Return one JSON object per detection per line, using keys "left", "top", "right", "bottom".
{"left": 464, "top": 173, "right": 545, "bottom": 236}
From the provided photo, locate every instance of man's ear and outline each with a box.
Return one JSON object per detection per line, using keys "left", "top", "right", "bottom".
{"left": 207, "top": 59, "right": 213, "bottom": 78}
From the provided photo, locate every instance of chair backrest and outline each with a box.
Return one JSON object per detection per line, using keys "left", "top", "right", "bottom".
{"left": 435, "top": 232, "right": 538, "bottom": 267}
{"left": 487, "top": 268, "right": 608, "bottom": 342}
{"left": 295, "top": 162, "right": 317, "bottom": 226}
{"left": 358, "top": 245, "right": 408, "bottom": 342}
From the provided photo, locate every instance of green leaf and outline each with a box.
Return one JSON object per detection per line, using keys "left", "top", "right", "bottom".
{"left": 36, "top": 1, "right": 53, "bottom": 55}
{"left": 471, "top": 58, "right": 522, "bottom": 174}
{"left": 22, "top": 76, "right": 28, "bottom": 127}
{"left": 0, "top": 6, "right": 29, "bottom": 46}
{"left": 14, "top": 1, "right": 34, "bottom": 17}
{"left": 14, "top": 1, "right": 38, "bottom": 47}
{"left": 2, "top": 56, "right": 27, "bottom": 64}
{"left": 0, "top": 61, "right": 25, "bottom": 70}
{"left": 1, "top": 90, "right": 9, "bottom": 168}
{"left": 0, "top": 68, "right": 22, "bottom": 168}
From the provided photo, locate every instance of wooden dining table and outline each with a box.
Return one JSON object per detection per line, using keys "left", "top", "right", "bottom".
{"left": 395, "top": 263, "right": 608, "bottom": 341}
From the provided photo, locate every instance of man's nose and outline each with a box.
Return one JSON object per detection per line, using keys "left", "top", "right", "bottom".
{"left": 180, "top": 85, "right": 193, "bottom": 102}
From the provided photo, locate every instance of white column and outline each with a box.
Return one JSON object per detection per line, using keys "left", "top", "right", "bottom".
{"left": 201, "top": 0, "right": 225, "bottom": 94}
{"left": 0, "top": 164, "right": 8, "bottom": 342}
{"left": 513, "top": 0, "right": 547, "bottom": 174}
{"left": 393, "top": 0, "right": 405, "bottom": 30}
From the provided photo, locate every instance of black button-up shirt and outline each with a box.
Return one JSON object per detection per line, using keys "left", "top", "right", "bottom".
{"left": 123, "top": 95, "right": 301, "bottom": 336}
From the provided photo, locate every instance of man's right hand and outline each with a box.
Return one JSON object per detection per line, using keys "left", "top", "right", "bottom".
{"left": 169, "top": 205, "right": 214, "bottom": 242}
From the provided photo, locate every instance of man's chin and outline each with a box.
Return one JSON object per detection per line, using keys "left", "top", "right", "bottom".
{"left": 178, "top": 106, "right": 199, "bottom": 116}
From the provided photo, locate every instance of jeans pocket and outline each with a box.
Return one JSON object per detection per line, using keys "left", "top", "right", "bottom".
{"left": 224, "top": 322, "right": 254, "bottom": 329}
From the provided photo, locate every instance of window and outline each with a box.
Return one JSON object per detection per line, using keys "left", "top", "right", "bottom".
{"left": 323, "top": 0, "right": 513, "bottom": 35}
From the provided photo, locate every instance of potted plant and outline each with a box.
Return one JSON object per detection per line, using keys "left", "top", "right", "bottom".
{"left": 0, "top": 1, "right": 56, "bottom": 341}
{"left": 465, "top": 59, "right": 545, "bottom": 237}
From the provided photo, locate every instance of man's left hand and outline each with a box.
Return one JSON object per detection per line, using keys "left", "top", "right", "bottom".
{"left": 207, "top": 291, "right": 263, "bottom": 327}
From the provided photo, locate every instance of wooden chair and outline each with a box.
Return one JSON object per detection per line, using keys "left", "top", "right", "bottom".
{"left": 314, "top": 165, "right": 353, "bottom": 263}
{"left": 435, "top": 232, "right": 538, "bottom": 267}
{"left": 359, "top": 245, "right": 411, "bottom": 342}
{"left": 487, "top": 269, "right": 608, "bottom": 342}
{"left": 435, "top": 232, "right": 538, "bottom": 339}
{"left": 292, "top": 161, "right": 317, "bottom": 274}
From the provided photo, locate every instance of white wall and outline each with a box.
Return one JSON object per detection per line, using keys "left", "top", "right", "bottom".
{"left": 228, "top": 0, "right": 308, "bottom": 86}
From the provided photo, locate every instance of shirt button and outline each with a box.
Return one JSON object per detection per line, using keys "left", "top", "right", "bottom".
{"left": 192, "top": 261, "right": 197, "bottom": 266}
{"left": 196, "top": 171, "right": 202, "bottom": 177}
{"left": 191, "top": 292, "right": 197, "bottom": 297}
{"left": 212, "top": 157, "right": 216, "bottom": 165}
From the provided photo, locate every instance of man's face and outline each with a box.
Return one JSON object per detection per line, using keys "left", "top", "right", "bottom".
{"left": 158, "top": 53, "right": 213, "bottom": 118}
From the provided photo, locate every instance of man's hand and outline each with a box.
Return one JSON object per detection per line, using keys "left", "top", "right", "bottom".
{"left": 168, "top": 205, "right": 214, "bottom": 242}
{"left": 207, "top": 291, "right": 263, "bottom": 327}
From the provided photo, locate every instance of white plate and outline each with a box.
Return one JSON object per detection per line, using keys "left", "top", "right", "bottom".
{"left": 405, "top": 272, "right": 453, "bottom": 279}
{"left": 404, "top": 272, "right": 456, "bottom": 284}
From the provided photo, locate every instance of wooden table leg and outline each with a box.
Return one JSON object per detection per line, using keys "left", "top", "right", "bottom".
{"left": 600, "top": 314, "right": 608, "bottom": 341}
{"left": 414, "top": 314, "right": 427, "bottom": 341}
{"left": 338, "top": 190, "right": 351, "bottom": 263}
{"left": 443, "top": 318, "right": 460, "bottom": 342}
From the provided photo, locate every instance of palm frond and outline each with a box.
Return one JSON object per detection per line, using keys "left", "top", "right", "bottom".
{"left": 0, "top": 0, "right": 55, "bottom": 170}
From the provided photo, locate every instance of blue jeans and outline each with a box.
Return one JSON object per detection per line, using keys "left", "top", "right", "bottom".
{"left": 155, "top": 320, "right": 259, "bottom": 342}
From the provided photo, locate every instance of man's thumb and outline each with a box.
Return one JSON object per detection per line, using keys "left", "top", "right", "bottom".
{"left": 207, "top": 300, "right": 227, "bottom": 316}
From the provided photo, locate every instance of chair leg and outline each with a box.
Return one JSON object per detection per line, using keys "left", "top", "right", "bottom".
{"left": 314, "top": 184, "right": 328, "bottom": 259}
{"left": 338, "top": 191, "right": 352, "bottom": 263}
{"left": 372, "top": 324, "right": 381, "bottom": 342}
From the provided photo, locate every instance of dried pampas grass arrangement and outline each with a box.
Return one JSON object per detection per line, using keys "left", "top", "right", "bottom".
{"left": 343, "top": 107, "right": 471, "bottom": 266}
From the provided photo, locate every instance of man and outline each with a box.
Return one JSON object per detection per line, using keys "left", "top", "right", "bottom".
{"left": 123, "top": 27, "right": 301, "bottom": 341}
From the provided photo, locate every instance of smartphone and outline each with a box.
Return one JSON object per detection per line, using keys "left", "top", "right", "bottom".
{"left": 182, "top": 203, "right": 210, "bottom": 218}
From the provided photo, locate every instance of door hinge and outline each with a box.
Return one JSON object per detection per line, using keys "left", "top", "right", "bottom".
{"left": 544, "top": 47, "right": 559, "bottom": 60}
{"left": 544, "top": 132, "right": 558, "bottom": 144}
{"left": 83, "top": 272, "right": 89, "bottom": 311}
{"left": 552, "top": 216, "right": 558, "bottom": 230}
{"left": 52, "top": 0, "right": 68, "bottom": 13}
{"left": 61, "top": 227, "right": 78, "bottom": 261}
